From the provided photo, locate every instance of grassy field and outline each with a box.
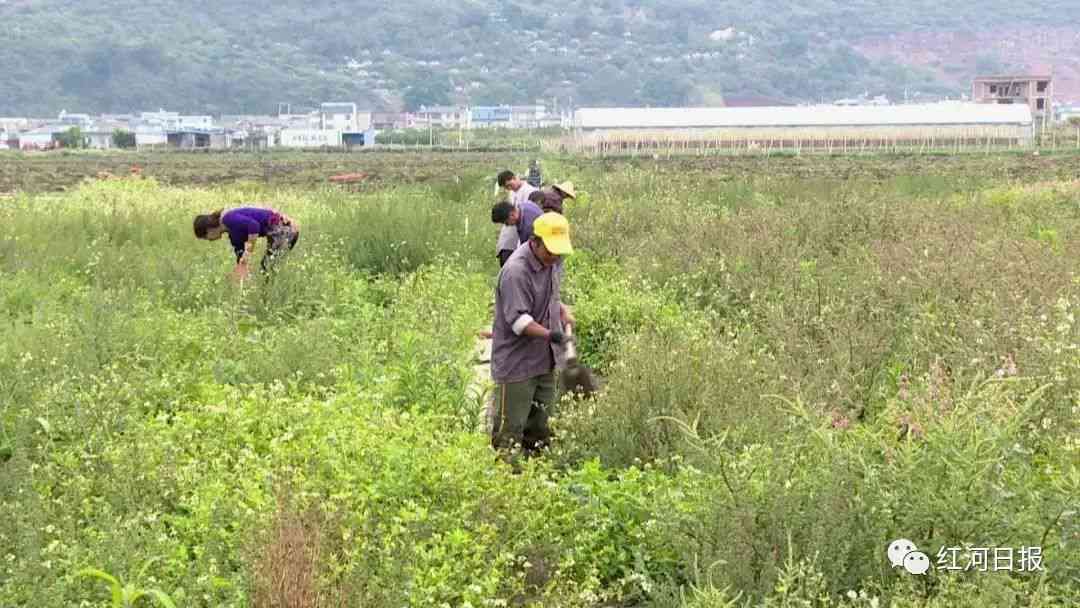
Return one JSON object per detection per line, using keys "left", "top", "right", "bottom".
{"left": 0, "top": 153, "right": 1077, "bottom": 607}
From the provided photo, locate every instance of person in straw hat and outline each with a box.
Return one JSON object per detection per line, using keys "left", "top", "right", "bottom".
{"left": 533, "top": 181, "right": 576, "bottom": 214}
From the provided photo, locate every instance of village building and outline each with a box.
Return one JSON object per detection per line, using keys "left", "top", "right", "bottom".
{"left": 470, "top": 103, "right": 564, "bottom": 129}
{"left": 471, "top": 106, "right": 512, "bottom": 128}
{"left": 414, "top": 105, "right": 471, "bottom": 129}
{"left": 508, "top": 103, "right": 548, "bottom": 128}
{"left": 18, "top": 127, "right": 61, "bottom": 150}
{"left": 134, "top": 124, "right": 168, "bottom": 148}
{"left": 972, "top": 75, "right": 1052, "bottom": 127}
{"left": 1056, "top": 104, "right": 1080, "bottom": 124}
{"left": 58, "top": 110, "right": 93, "bottom": 127}
{"left": 139, "top": 110, "right": 182, "bottom": 131}
{"left": 84, "top": 131, "right": 115, "bottom": 150}
{"left": 372, "top": 112, "right": 415, "bottom": 130}
{"left": 166, "top": 129, "right": 230, "bottom": 150}
{"left": 319, "top": 102, "right": 372, "bottom": 131}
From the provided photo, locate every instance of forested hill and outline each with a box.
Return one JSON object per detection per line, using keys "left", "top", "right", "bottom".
{"left": 3, "top": 0, "right": 1079, "bottom": 115}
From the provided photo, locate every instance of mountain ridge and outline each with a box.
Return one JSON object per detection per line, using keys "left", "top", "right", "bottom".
{"left": 3, "top": 0, "right": 1078, "bottom": 115}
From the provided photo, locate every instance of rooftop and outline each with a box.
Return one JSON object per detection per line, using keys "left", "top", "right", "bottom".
{"left": 974, "top": 75, "right": 1053, "bottom": 82}
{"left": 574, "top": 103, "right": 1034, "bottom": 129}
{"left": 417, "top": 106, "right": 466, "bottom": 114}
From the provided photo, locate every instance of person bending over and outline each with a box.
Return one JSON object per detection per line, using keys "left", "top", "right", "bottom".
{"left": 193, "top": 206, "right": 299, "bottom": 281}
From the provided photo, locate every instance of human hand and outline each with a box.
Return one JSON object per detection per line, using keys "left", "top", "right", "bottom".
{"left": 560, "top": 305, "right": 575, "bottom": 328}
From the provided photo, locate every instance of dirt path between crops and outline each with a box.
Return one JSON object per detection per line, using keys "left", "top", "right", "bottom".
{"left": 466, "top": 336, "right": 494, "bottom": 434}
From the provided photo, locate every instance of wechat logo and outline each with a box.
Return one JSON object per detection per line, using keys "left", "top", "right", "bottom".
{"left": 888, "top": 539, "right": 931, "bottom": 575}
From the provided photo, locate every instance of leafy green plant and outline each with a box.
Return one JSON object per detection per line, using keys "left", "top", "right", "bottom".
{"left": 55, "top": 127, "right": 87, "bottom": 150}
{"left": 112, "top": 129, "right": 136, "bottom": 149}
{"left": 77, "top": 562, "right": 176, "bottom": 608}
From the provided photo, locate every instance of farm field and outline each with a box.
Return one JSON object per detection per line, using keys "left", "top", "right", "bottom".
{"left": 0, "top": 151, "right": 527, "bottom": 194}
{"left": 0, "top": 154, "right": 1078, "bottom": 607}
{"left": 3, "top": 149, "right": 1080, "bottom": 194}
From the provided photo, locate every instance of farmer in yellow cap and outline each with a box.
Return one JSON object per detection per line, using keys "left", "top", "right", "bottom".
{"left": 490, "top": 212, "right": 574, "bottom": 463}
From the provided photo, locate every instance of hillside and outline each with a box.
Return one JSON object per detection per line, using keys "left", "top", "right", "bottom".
{"left": 2, "top": 0, "right": 1079, "bottom": 115}
{"left": 855, "top": 27, "right": 1080, "bottom": 101}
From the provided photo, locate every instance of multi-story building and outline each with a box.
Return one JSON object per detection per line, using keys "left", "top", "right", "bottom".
{"left": 471, "top": 106, "right": 512, "bottom": 128}
{"left": 414, "top": 106, "right": 471, "bottom": 129}
{"left": 319, "top": 102, "right": 371, "bottom": 131}
{"left": 471, "top": 103, "right": 553, "bottom": 129}
{"left": 140, "top": 110, "right": 181, "bottom": 131}
{"left": 58, "top": 111, "right": 93, "bottom": 127}
{"left": 178, "top": 115, "right": 214, "bottom": 130}
{"left": 973, "top": 75, "right": 1053, "bottom": 126}
{"left": 372, "top": 112, "right": 415, "bottom": 130}
{"left": 509, "top": 104, "right": 547, "bottom": 128}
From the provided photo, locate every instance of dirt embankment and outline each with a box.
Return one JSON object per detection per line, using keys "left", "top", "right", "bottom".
{"left": 854, "top": 27, "right": 1080, "bottom": 102}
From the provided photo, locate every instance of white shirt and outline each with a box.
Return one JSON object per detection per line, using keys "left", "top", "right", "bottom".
{"left": 512, "top": 182, "right": 538, "bottom": 208}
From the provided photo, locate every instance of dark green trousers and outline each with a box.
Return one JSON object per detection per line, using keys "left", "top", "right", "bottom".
{"left": 491, "top": 372, "right": 556, "bottom": 457}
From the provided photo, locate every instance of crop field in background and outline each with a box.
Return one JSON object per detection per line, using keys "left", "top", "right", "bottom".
{"left": 3, "top": 148, "right": 1080, "bottom": 194}
{"left": 0, "top": 153, "right": 1077, "bottom": 607}
{"left": 0, "top": 151, "right": 528, "bottom": 194}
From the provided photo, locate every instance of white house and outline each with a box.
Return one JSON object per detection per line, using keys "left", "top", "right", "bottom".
{"left": 140, "top": 110, "right": 181, "bottom": 131}
{"left": 414, "top": 106, "right": 471, "bottom": 129}
{"left": 319, "top": 103, "right": 371, "bottom": 131}
{"left": 58, "top": 111, "right": 93, "bottom": 127}
{"left": 135, "top": 124, "right": 168, "bottom": 147}
{"left": 18, "top": 128, "right": 59, "bottom": 149}
{"left": 178, "top": 115, "right": 214, "bottom": 130}
{"left": 509, "top": 104, "right": 547, "bottom": 128}
{"left": 1058, "top": 105, "right": 1080, "bottom": 123}
{"left": 0, "top": 118, "right": 30, "bottom": 133}
{"left": 85, "top": 131, "right": 115, "bottom": 149}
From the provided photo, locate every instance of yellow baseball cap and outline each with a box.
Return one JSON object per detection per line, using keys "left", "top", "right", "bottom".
{"left": 533, "top": 212, "right": 573, "bottom": 256}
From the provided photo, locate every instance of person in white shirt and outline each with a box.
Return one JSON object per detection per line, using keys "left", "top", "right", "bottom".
{"left": 495, "top": 169, "right": 538, "bottom": 267}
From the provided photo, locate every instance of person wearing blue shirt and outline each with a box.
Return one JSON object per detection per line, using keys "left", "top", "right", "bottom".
{"left": 491, "top": 198, "right": 543, "bottom": 250}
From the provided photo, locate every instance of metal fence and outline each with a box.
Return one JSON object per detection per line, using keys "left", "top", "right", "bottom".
{"left": 549, "top": 126, "right": 1080, "bottom": 157}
